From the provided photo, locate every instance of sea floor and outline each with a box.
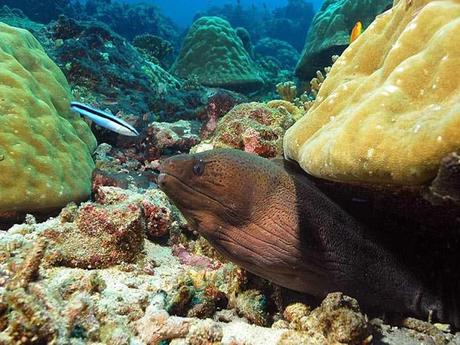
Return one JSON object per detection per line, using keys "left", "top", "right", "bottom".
{"left": 0, "top": 180, "right": 458, "bottom": 344}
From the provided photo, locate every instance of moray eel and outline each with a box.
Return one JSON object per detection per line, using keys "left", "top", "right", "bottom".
{"left": 158, "top": 148, "right": 458, "bottom": 326}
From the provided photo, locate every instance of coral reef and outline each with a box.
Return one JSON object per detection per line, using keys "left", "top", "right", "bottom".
{"left": 197, "top": 89, "right": 248, "bottom": 139}
{"left": 44, "top": 194, "right": 144, "bottom": 269}
{"left": 1, "top": 0, "right": 71, "bottom": 24}
{"left": 264, "top": 0, "right": 315, "bottom": 51}
{"left": 0, "top": 6, "right": 47, "bottom": 42}
{"left": 0, "top": 184, "right": 457, "bottom": 344}
{"left": 296, "top": 293, "right": 370, "bottom": 344}
{"left": 138, "top": 120, "right": 202, "bottom": 162}
{"left": 295, "top": 0, "right": 391, "bottom": 80}
{"left": 195, "top": 102, "right": 294, "bottom": 158}
{"left": 232, "top": 289, "right": 269, "bottom": 326}
{"left": 50, "top": 15, "right": 181, "bottom": 117}
{"left": 305, "top": 55, "right": 339, "bottom": 100}
{"left": 235, "top": 26, "right": 254, "bottom": 58}
{"left": 171, "top": 16, "right": 263, "bottom": 93}
{"left": 74, "top": 0, "right": 180, "bottom": 43}
{"left": 285, "top": 0, "right": 460, "bottom": 185}
{"left": 132, "top": 33, "right": 174, "bottom": 67}
{"left": 135, "top": 291, "right": 373, "bottom": 344}
{"left": 5, "top": 0, "right": 180, "bottom": 44}
{"left": 266, "top": 100, "right": 306, "bottom": 121}
{"left": 0, "top": 23, "right": 96, "bottom": 218}
{"left": 2, "top": 1, "right": 459, "bottom": 344}
{"left": 197, "top": 0, "right": 314, "bottom": 52}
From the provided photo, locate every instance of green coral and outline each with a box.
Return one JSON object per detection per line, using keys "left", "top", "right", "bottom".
{"left": 171, "top": 16, "right": 263, "bottom": 93}
{"left": 0, "top": 22, "right": 96, "bottom": 217}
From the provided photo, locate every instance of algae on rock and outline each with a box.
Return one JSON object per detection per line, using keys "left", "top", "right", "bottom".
{"left": 0, "top": 22, "right": 96, "bottom": 216}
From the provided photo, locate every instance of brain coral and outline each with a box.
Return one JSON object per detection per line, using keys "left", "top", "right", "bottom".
{"left": 284, "top": 0, "right": 460, "bottom": 185}
{"left": 0, "top": 22, "right": 96, "bottom": 215}
{"left": 171, "top": 16, "right": 263, "bottom": 93}
{"left": 295, "top": 0, "right": 392, "bottom": 80}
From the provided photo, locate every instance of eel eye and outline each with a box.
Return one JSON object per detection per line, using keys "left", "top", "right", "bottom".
{"left": 193, "top": 159, "right": 205, "bottom": 176}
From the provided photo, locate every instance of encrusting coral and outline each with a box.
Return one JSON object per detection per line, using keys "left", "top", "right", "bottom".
{"left": 194, "top": 102, "right": 294, "bottom": 158}
{"left": 0, "top": 22, "right": 96, "bottom": 218}
{"left": 171, "top": 16, "right": 263, "bottom": 93}
{"left": 284, "top": 0, "right": 460, "bottom": 185}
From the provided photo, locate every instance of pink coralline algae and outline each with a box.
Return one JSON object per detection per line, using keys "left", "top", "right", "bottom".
{"left": 197, "top": 89, "right": 247, "bottom": 139}
{"left": 142, "top": 199, "right": 172, "bottom": 239}
{"left": 172, "top": 244, "right": 217, "bottom": 269}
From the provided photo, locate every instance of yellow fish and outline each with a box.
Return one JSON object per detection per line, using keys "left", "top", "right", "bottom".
{"left": 350, "top": 21, "right": 363, "bottom": 44}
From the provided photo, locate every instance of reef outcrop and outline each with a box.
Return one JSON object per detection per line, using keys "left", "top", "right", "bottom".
{"left": 50, "top": 16, "right": 181, "bottom": 117}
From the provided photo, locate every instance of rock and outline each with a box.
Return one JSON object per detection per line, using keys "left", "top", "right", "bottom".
{"left": 142, "top": 189, "right": 173, "bottom": 240}
{"left": 300, "top": 293, "right": 370, "bottom": 345}
{"left": 139, "top": 120, "right": 202, "bottom": 162}
{"left": 424, "top": 152, "right": 460, "bottom": 206}
{"left": 0, "top": 0, "right": 70, "bottom": 23}
{"left": 197, "top": 89, "right": 247, "bottom": 139}
{"left": 171, "top": 16, "right": 263, "bottom": 93}
{"left": 45, "top": 198, "right": 144, "bottom": 269}
{"left": 295, "top": 0, "right": 391, "bottom": 80}
{"left": 232, "top": 289, "right": 269, "bottom": 327}
{"left": 197, "top": 102, "right": 294, "bottom": 158}
{"left": 42, "top": 186, "right": 175, "bottom": 268}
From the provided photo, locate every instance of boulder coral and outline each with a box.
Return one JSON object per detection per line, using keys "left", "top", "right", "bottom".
{"left": 171, "top": 16, "right": 263, "bottom": 93}
{"left": 0, "top": 22, "right": 96, "bottom": 217}
{"left": 295, "top": 0, "right": 392, "bottom": 80}
{"left": 284, "top": 0, "right": 460, "bottom": 185}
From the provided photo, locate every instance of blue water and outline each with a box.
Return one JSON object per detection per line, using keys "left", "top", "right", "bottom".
{"left": 122, "top": 0, "right": 323, "bottom": 27}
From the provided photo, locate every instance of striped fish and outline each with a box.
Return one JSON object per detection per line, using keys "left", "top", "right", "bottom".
{"left": 70, "top": 101, "right": 139, "bottom": 136}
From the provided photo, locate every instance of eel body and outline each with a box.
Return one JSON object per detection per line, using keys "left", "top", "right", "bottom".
{"left": 158, "top": 148, "right": 458, "bottom": 327}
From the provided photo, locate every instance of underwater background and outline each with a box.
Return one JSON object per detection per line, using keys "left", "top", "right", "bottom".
{"left": 0, "top": 0, "right": 459, "bottom": 344}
